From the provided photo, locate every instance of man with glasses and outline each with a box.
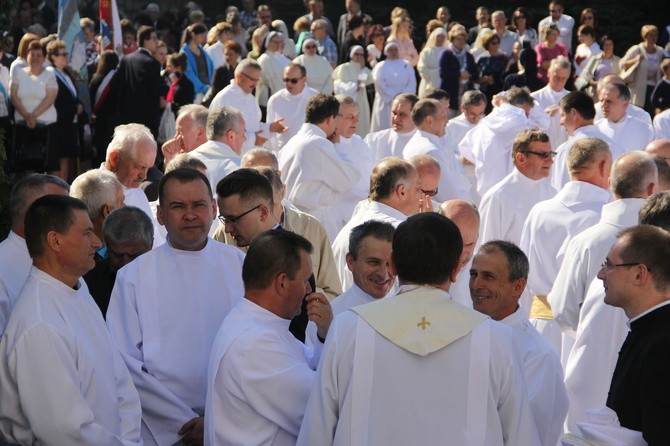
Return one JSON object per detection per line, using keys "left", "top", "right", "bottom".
{"left": 600, "top": 225, "right": 670, "bottom": 444}
{"left": 210, "top": 59, "right": 287, "bottom": 151}
{"left": 538, "top": 0, "right": 575, "bottom": 51}
{"left": 409, "top": 154, "right": 441, "bottom": 212}
{"left": 479, "top": 130, "right": 557, "bottom": 247}
{"left": 266, "top": 63, "right": 318, "bottom": 150}
{"left": 107, "top": 168, "right": 245, "bottom": 446}
{"left": 521, "top": 137, "right": 612, "bottom": 365}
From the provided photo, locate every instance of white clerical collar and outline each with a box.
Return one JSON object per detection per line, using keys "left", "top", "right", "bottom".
{"left": 499, "top": 306, "right": 525, "bottom": 327}
{"left": 369, "top": 200, "right": 408, "bottom": 220}
{"left": 417, "top": 129, "right": 442, "bottom": 145}
{"left": 628, "top": 300, "right": 670, "bottom": 328}
{"left": 239, "top": 296, "right": 292, "bottom": 328}
{"left": 31, "top": 265, "right": 84, "bottom": 293}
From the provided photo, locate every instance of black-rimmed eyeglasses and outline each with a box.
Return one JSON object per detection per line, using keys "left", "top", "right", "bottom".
{"left": 600, "top": 260, "right": 650, "bottom": 273}
{"left": 522, "top": 150, "right": 557, "bottom": 159}
{"left": 218, "top": 205, "right": 261, "bottom": 224}
{"left": 421, "top": 187, "right": 439, "bottom": 197}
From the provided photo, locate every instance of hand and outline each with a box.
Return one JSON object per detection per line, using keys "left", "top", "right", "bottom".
{"left": 327, "top": 128, "right": 340, "bottom": 144}
{"left": 460, "top": 70, "right": 471, "bottom": 81}
{"left": 269, "top": 117, "right": 287, "bottom": 133}
{"left": 161, "top": 135, "right": 185, "bottom": 164}
{"left": 77, "top": 103, "right": 84, "bottom": 115}
{"left": 178, "top": 416, "right": 204, "bottom": 446}
{"left": 546, "top": 105, "right": 559, "bottom": 117}
{"left": 306, "top": 293, "right": 333, "bottom": 340}
{"left": 254, "top": 130, "right": 268, "bottom": 145}
{"left": 26, "top": 114, "right": 37, "bottom": 129}
{"left": 419, "top": 194, "right": 434, "bottom": 213}
{"left": 159, "top": 96, "right": 168, "bottom": 108}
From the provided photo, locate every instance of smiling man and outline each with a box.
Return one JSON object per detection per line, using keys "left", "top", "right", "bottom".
{"left": 107, "top": 168, "right": 245, "bottom": 446}
{"left": 331, "top": 221, "right": 396, "bottom": 315}
{"left": 470, "top": 240, "right": 567, "bottom": 446}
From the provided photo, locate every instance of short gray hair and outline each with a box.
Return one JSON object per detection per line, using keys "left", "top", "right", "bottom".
{"left": 178, "top": 104, "right": 208, "bottom": 130}
{"left": 234, "top": 58, "right": 261, "bottom": 77}
{"left": 506, "top": 86, "right": 534, "bottom": 107}
{"left": 549, "top": 55, "right": 571, "bottom": 72}
{"left": 461, "top": 90, "right": 487, "bottom": 108}
{"left": 335, "top": 94, "right": 357, "bottom": 107}
{"left": 207, "top": 106, "right": 244, "bottom": 140}
{"left": 9, "top": 174, "right": 69, "bottom": 226}
{"left": 610, "top": 151, "right": 658, "bottom": 198}
{"left": 478, "top": 240, "right": 529, "bottom": 281}
{"left": 241, "top": 147, "right": 279, "bottom": 170}
{"left": 567, "top": 137, "right": 611, "bottom": 174}
{"left": 164, "top": 153, "right": 207, "bottom": 173}
{"left": 70, "top": 170, "right": 123, "bottom": 220}
{"left": 106, "top": 123, "right": 156, "bottom": 161}
{"left": 102, "top": 206, "right": 154, "bottom": 248}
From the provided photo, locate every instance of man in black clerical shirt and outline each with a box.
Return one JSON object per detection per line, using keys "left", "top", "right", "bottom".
{"left": 599, "top": 224, "right": 670, "bottom": 445}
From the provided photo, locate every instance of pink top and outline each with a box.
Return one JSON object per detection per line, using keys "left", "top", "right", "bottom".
{"left": 535, "top": 43, "right": 568, "bottom": 82}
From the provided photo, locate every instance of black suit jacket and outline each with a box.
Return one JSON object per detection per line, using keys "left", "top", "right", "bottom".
{"left": 114, "top": 48, "right": 169, "bottom": 137}
{"left": 607, "top": 303, "right": 670, "bottom": 445}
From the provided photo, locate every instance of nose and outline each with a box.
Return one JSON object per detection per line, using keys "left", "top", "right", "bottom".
{"left": 91, "top": 232, "right": 103, "bottom": 250}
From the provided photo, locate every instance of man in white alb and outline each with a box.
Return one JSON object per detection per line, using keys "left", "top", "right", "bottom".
{"left": 0, "top": 195, "right": 142, "bottom": 445}
{"left": 331, "top": 157, "right": 421, "bottom": 291}
{"left": 479, "top": 130, "right": 557, "bottom": 246}
{"left": 160, "top": 104, "right": 208, "bottom": 166}
{"left": 206, "top": 230, "right": 330, "bottom": 445}
{"left": 0, "top": 174, "right": 69, "bottom": 334}
{"left": 364, "top": 93, "right": 419, "bottom": 160}
{"left": 552, "top": 91, "right": 624, "bottom": 191}
{"left": 594, "top": 75, "right": 652, "bottom": 125}
{"left": 331, "top": 220, "right": 396, "bottom": 315}
{"left": 654, "top": 108, "right": 670, "bottom": 139}
{"left": 520, "top": 137, "right": 612, "bottom": 364}
{"left": 470, "top": 240, "right": 568, "bottom": 446}
{"left": 597, "top": 83, "right": 655, "bottom": 152}
{"left": 551, "top": 152, "right": 658, "bottom": 433}
{"left": 530, "top": 56, "right": 571, "bottom": 150}
{"left": 190, "top": 105, "right": 244, "bottom": 192}
{"left": 107, "top": 168, "right": 246, "bottom": 445}
{"left": 266, "top": 63, "right": 318, "bottom": 150}
{"left": 278, "top": 94, "right": 360, "bottom": 241}
{"left": 403, "top": 98, "right": 472, "bottom": 202}
{"left": 297, "top": 213, "right": 540, "bottom": 445}
{"left": 445, "top": 90, "right": 487, "bottom": 149}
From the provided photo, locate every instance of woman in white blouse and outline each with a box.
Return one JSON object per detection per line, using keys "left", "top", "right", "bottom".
{"left": 418, "top": 27, "right": 447, "bottom": 97}
{"left": 293, "top": 38, "right": 333, "bottom": 94}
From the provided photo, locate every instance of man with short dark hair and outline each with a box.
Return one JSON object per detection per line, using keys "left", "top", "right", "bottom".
{"left": 365, "top": 93, "right": 419, "bottom": 160}
{"left": 298, "top": 213, "right": 540, "bottom": 444}
{"left": 107, "top": 168, "right": 246, "bottom": 445}
{"left": 331, "top": 220, "right": 396, "bottom": 315}
{"left": 601, "top": 225, "right": 670, "bottom": 444}
{"left": 467, "top": 6, "right": 490, "bottom": 45}
{"left": 206, "top": 230, "right": 327, "bottom": 445}
{"left": 0, "top": 174, "right": 69, "bottom": 334}
{"left": 471, "top": 241, "right": 568, "bottom": 446}
{"left": 0, "top": 195, "right": 142, "bottom": 444}
{"left": 278, "top": 94, "right": 360, "bottom": 240}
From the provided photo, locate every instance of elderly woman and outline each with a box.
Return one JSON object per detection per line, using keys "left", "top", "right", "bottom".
{"left": 477, "top": 32, "right": 508, "bottom": 111}
{"left": 439, "top": 27, "right": 478, "bottom": 115}
{"left": 293, "top": 38, "right": 333, "bottom": 94}
{"left": 370, "top": 42, "right": 416, "bottom": 132}
{"left": 387, "top": 16, "right": 418, "bottom": 67}
{"left": 10, "top": 40, "right": 57, "bottom": 173}
{"left": 418, "top": 27, "right": 447, "bottom": 98}
{"left": 180, "top": 23, "right": 213, "bottom": 104}
{"left": 47, "top": 40, "right": 81, "bottom": 181}
{"left": 333, "top": 45, "right": 372, "bottom": 136}
{"left": 535, "top": 24, "right": 567, "bottom": 83}
{"left": 621, "top": 24, "right": 664, "bottom": 113}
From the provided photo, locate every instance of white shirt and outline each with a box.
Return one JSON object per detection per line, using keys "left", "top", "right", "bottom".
{"left": 498, "top": 29, "right": 519, "bottom": 57}
{"left": 331, "top": 283, "right": 379, "bottom": 315}
{"left": 266, "top": 86, "right": 319, "bottom": 150}
{"left": 210, "top": 82, "right": 268, "bottom": 151}
{"left": 0, "top": 268, "right": 142, "bottom": 445}
{"left": 596, "top": 115, "right": 656, "bottom": 152}
{"left": 548, "top": 198, "right": 644, "bottom": 334}
{"left": 479, "top": 168, "right": 557, "bottom": 246}
{"left": 459, "top": 103, "right": 534, "bottom": 198}
{"left": 538, "top": 14, "right": 575, "bottom": 50}
{"left": 0, "top": 231, "right": 31, "bottom": 334}
{"left": 190, "top": 139, "right": 241, "bottom": 193}
{"left": 297, "top": 287, "right": 540, "bottom": 445}
{"left": 574, "top": 42, "right": 602, "bottom": 76}
{"left": 445, "top": 114, "right": 477, "bottom": 154}
{"left": 450, "top": 260, "right": 473, "bottom": 308}
{"left": 334, "top": 134, "right": 376, "bottom": 222}
{"left": 653, "top": 108, "right": 670, "bottom": 139}
{"left": 531, "top": 86, "right": 569, "bottom": 150}
{"left": 278, "top": 123, "right": 361, "bottom": 242}
{"left": 370, "top": 59, "right": 416, "bottom": 133}
{"left": 331, "top": 201, "right": 407, "bottom": 291}
{"left": 205, "top": 298, "right": 316, "bottom": 446}
{"left": 551, "top": 124, "right": 624, "bottom": 191}
{"left": 257, "top": 51, "right": 291, "bottom": 107}
{"left": 205, "top": 41, "right": 224, "bottom": 69}
{"left": 364, "top": 127, "right": 417, "bottom": 161}
{"left": 403, "top": 129, "right": 472, "bottom": 202}
{"left": 107, "top": 239, "right": 245, "bottom": 446}
{"left": 500, "top": 307, "right": 568, "bottom": 446}
{"left": 594, "top": 102, "right": 652, "bottom": 125}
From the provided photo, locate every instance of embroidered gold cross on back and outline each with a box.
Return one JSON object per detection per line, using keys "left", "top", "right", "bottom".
{"left": 417, "top": 316, "right": 430, "bottom": 330}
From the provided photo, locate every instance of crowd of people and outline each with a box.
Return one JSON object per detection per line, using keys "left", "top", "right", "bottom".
{"left": 1, "top": 0, "right": 670, "bottom": 445}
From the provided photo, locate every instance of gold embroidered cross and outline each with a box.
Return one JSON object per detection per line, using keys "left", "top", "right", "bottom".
{"left": 417, "top": 316, "right": 430, "bottom": 330}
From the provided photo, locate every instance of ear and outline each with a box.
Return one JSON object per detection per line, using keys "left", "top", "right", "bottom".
{"left": 513, "top": 277, "right": 527, "bottom": 298}
{"left": 449, "top": 262, "right": 462, "bottom": 284}
{"left": 345, "top": 252, "right": 355, "bottom": 273}
{"left": 108, "top": 151, "right": 119, "bottom": 170}
{"left": 101, "top": 204, "right": 112, "bottom": 219}
{"left": 156, "top": 205, "right": 165, "bottom": 226}
{"left": 646, "top": 181, "right": 658, "bottom": 197}
{"left": 514, "top": 151, "right": 525, "bottom": 166}
{"left": 259, "top": 203, "right": 271, "bottom": 221}
{"left": 388, "top": 251, "right": 398, "bottom": 277}
{"left": 45, "top": 231, "right": 61, "bottom": 253}
{"left": 210, "top": 199, "right": 218, "bottom": 222}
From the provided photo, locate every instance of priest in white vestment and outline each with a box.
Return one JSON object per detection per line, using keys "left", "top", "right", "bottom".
{"left": 256, "top": 31, "right": 291, "bottom": 109}
{"left": 470, "top": 241, "right": 568, "bottom": 446}
{"left": 206, "top": 230, "right": 331, "bottom": 446}
{"left": 653, "top": 108, "right": 670, "bottom": 139}
{"left": 331, "top": 157, "right": 421, "bottom": 291}
{"left": 190, "top": 105, "right": 244, "bottom": 192}
{"left": 266, "top": 63, "right": 318, "bottom": 150}
{"left": 596, "top": 83, "right": 656, "bottom": 152}
{"left": 479, "top": 130, "right": 557, "bottom": 246}
{"left": 403, "top": 98, "right": 473, "bottom": 202}
{"left": 444, "top": 90, "right": 487, "bottom": 153}
{"left": 209, "top": 59, "right": 287, "bottom": 151}
{"left": 552, "top": 91, "right": 624, "bottom": 191}
{"left": 0, "top": 174, "right": 69, "bottom": 334}
{"left": 0, "top": 195, "right": 142, "bottom": 445}
{"left": 364, "top": 92, "right": 418, "bottom": 161}
{"left": 595, "top": 97, "right": 652, "bottom": 125}
{"left": 297, "top": 213, "right": 540, "bottom": 445}
{"left": 369, "top": 42, "right": 417, "bottom": 133}
{"left": 459, "top": 87, "right": 535, "bottom": 198}
{"left": 159, "top": 104, "right": 209, "bottom": 167}
{"left": 520, "top": 137, "right": 612, "bottom": 364}
{"left": 330, "top": 220, "right": 396, "bottom": 315}
{"left": 529, "top": 56, "right": 571, "bottom": 150}
{"left": 107, "top": 169, "right": 246, "bottom": 445}
{"left": 278, "top": 94, "right": 361, "bottom": 241}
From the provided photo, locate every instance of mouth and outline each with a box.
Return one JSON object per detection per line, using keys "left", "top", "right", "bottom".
{"left": 471, "top": 293, "right": 490, "bottom": 301}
